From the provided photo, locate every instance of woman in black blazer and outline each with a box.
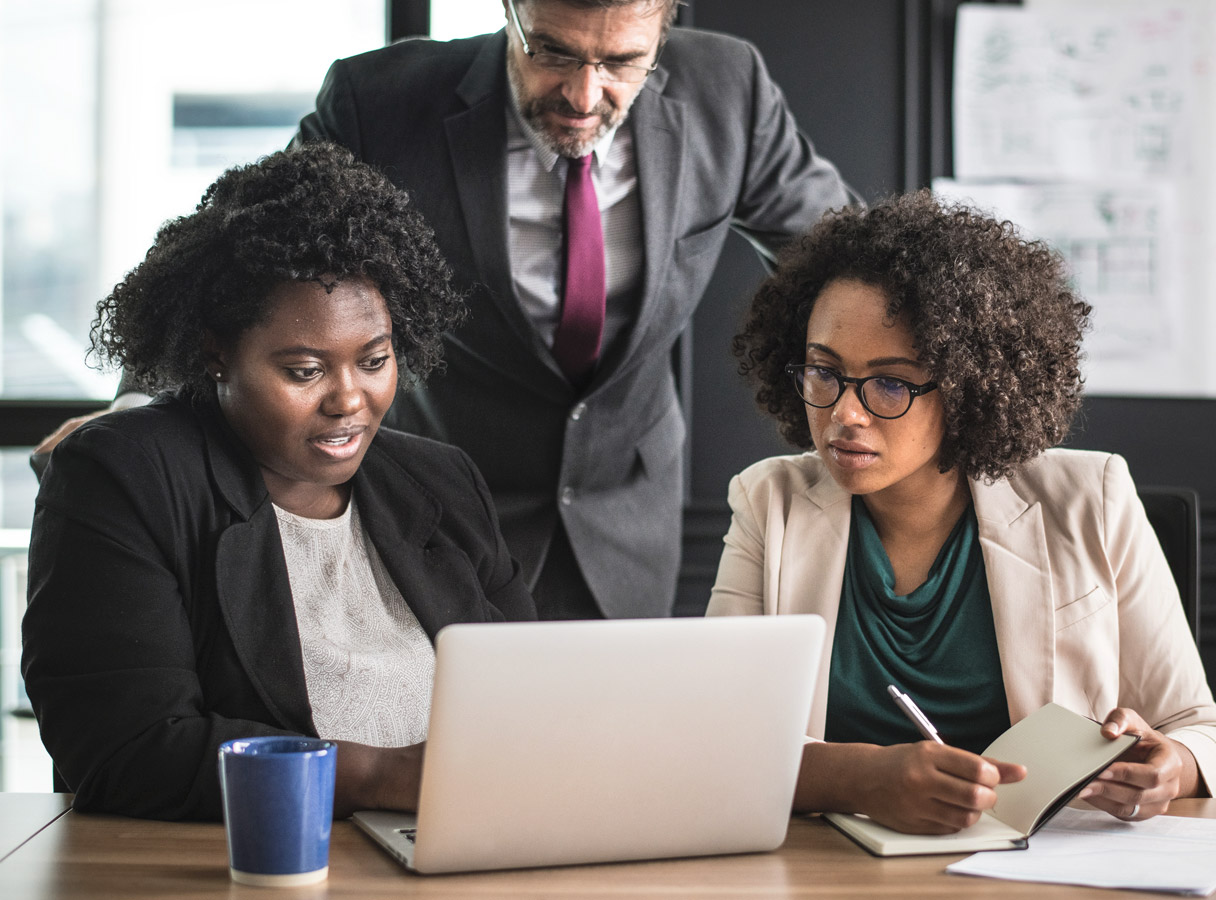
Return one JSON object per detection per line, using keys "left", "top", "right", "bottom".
{"left": 22, "top": 143, "right": 536, "bottom": 821}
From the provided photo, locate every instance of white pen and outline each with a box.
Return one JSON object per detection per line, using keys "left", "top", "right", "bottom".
{"left": 887, "top": 684, "right": 945, "bottom": 745}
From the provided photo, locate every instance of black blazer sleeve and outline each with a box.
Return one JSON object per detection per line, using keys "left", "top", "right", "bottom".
{"left": 22, "top": 423, "right": 295, "bottom": 820}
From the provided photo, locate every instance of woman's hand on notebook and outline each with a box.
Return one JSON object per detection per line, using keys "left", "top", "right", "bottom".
{"left": 796, "top": 740, "right": 1025, "bottom": 834}
{"left": 1077, "top": 707, "right": 1201, "bottom": 821}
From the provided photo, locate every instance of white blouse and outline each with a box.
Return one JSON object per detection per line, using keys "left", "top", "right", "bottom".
{"left": 274, "top": 497, "right": 435, "bottom": 747}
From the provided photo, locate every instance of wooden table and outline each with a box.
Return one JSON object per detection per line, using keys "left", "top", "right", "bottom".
{"left": 1, "top": 795, "right": 1213, "bottom": 898}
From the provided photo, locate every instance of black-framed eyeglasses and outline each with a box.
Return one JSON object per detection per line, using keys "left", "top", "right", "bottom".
{"left": 506, "top": 0, "right": 661, "bottom": 84}
{"left": 784, "top": 364, "right": 938, "bottom": 420}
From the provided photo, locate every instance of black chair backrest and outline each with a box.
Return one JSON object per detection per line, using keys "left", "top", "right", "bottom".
{"left": 1137, "top": 486, "right": 1201, "bottom": 644}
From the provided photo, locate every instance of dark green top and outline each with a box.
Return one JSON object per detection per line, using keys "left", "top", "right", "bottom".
{"left": 824, "top": 497, "right": 1009, "bottom": 755}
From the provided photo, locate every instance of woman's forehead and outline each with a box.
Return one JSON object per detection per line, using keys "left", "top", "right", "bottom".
{"left": 806, "top": 279, "right": 918, "bottom": 360}
{"left": 239, "top": 279, "right": 391, "bottom": 348}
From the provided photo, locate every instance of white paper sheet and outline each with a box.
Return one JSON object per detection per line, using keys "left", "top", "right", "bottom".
{"left": 947, "top": 1, "right": 1216, "bottom": 397}
{"left": 954, "top": 4, "right": 1197, "bottom": 181}
{"left": 947, "top": 807, "right": 1216, "bottom": 896}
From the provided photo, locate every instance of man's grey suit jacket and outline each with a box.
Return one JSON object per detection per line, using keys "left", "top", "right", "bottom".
{"left": 297, "top": 27, "right": 851, "bottom": 618}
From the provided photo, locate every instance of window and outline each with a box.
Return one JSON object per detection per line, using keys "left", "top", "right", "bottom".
{"left": 429, "top": 0, "right": 503, "bottom": 41}
{"left": 0, "top": 0, "right": 385, "bottom": 791}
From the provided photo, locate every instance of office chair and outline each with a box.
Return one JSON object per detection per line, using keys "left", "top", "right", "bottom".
{"left": 1137, "top": 486, "right": 1201, "bottom": 644}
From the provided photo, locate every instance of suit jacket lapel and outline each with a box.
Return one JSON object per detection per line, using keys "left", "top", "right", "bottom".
{"left": 593, "top": 66, "right": 683, "bottom": 385}
{"left": 973, "top": 477, "right": 1055, "bottom": 721}
{"left": 357, "top": 438, "right": 521, "bottom": 636}
{"left": 204, "top": 411, "right": 315, "bottom": 736}
{"left": 446, "top": 33, "right": 553, "bottom": 360}
{"left": 352, "top": 445, "right": 449, "bottom": 639}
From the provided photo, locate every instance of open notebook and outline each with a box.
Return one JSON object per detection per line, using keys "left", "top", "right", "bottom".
{"left": 354, "top": 615, "right": 826, "bottom": 874}
{"left": 825, "top": 702, "right": 1139, "bottom": 856}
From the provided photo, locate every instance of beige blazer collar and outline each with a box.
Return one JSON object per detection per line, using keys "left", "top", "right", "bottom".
{"left": 787, "top": 473, "right": 851, "bottom": 736}
{"left": 789, "top": 474, "right": 851, "bottom": 621}
{"left": 972, "top": 477, "right": 1055, "bottom": 721}
{"left": 783, "top": 466, "right": 1054, "bottom": 734}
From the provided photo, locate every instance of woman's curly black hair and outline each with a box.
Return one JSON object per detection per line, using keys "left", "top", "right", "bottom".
{"left": 89, "top": 141, "right": 464, "bottom": 395}
{"left": 733, "top": 189, "right": 1092, "bottom": 481}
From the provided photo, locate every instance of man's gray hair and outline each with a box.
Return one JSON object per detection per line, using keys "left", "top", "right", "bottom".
{"left": 518, "top": 0, "right": 681, "bottom": 33}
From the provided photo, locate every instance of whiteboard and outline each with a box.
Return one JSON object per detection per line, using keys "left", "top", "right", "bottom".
{"left": 946, "top": 1, "right": 1216, "bottom": 397}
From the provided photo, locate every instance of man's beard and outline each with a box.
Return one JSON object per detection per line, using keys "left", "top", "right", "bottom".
{"left": 506, "top": 51, "right": 634, "bottom": 158}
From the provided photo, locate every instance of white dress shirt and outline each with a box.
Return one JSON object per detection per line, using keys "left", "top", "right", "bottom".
{"left": 506, "top": 102, "right": 644, "bottom": 356}
{"left": 275, "top": 497, "right": 435, "bottom": 748}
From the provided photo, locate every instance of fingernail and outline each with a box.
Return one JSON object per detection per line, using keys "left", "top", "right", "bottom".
{"left": 1078, "top": 786, "right": 1095, "bottom": 799}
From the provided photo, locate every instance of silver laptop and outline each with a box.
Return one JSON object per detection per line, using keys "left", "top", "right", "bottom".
{"left": 353, "top": 614, "right": 825, "bottom": 874}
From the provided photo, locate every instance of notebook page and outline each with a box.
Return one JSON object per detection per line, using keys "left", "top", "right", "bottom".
{"left": 985, "top": 703, "right": 1136, "bottom": 835}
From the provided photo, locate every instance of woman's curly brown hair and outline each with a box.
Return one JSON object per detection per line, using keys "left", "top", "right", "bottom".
{"left": 733, "top": 190, "right": 1092, "bottom": 481}
{"left": 89, "top": 141, "right": 464, "bottom": 395}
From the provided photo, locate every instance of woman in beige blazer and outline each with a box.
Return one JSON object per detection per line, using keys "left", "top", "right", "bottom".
{"left": 711, "top": 191, "right": 1216, "bottom": 835}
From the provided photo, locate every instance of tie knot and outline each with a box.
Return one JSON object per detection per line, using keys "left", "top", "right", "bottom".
{"left": 571, "top": 153, "right": 593, "bottom": 174}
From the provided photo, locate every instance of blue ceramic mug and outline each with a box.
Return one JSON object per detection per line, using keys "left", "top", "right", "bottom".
{"left": 218, "top": 737, "right": 337, "bottom": 887}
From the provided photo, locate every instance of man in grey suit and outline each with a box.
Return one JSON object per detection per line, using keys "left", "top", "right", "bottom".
{"left": 294, "top": 0, "right": 852, "bottom": 619}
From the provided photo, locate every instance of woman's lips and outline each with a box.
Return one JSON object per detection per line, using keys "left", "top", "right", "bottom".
{"left": 828, "top": 440, "right": 878, "bottom": 470}
{"left": 309, "top": 428, "right": 366, "bottom": 462}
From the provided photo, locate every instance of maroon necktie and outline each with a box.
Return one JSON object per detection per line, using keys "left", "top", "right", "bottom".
{"left": 552, "top": 154, "right": 605, "bottom": 384}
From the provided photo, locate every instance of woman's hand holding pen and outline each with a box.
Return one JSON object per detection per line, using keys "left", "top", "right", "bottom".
{"left": 794, "top": 741, "right": 1025, "bottom": 834}
{"left": 794, "top": 686, "right": 1024, "bottom": 834}
{"left": 857, "top": 742, "right": 1026, "bottom": 834}
{"left": 1078, "top": 707, "right": 1202, "bottom": 821}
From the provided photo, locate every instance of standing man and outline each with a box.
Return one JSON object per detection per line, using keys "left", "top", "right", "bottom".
{"left": 295, "top": 0, "right": 852, "bottom": 619}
